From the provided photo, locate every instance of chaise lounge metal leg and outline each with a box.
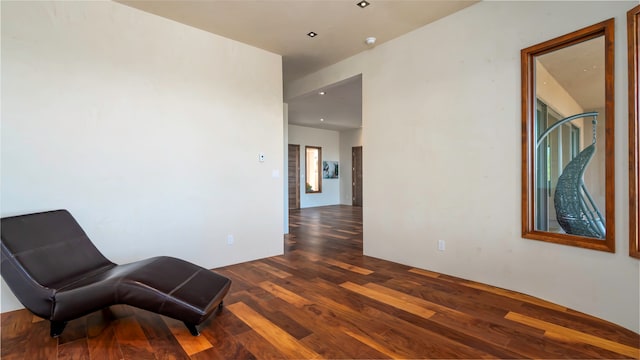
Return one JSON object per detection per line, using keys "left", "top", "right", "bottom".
{"left": 184, "top": 322, "right": 200, "bottom": 336}
{"left": 184, "top": 301, "right": 224, "bottom": 336}
{"left": 50, "top": 321, "right": 67, "bottom": 338}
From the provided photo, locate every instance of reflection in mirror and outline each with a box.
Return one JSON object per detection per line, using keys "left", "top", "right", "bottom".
{"left": 535, "top": 39, "right": 605, "bottom": 238}
{"left": 522, "top": 19, "right": 615, "bottom": 252}
{"left": 629, "top": 5, "right": 640, "bottom": 259}
{"left": 305, "top": 146, "right": 322, "bottom": 193}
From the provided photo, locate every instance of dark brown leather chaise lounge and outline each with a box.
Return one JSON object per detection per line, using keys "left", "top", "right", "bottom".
{"left": 0, "top": 209, "right": 231, "bottom": 337}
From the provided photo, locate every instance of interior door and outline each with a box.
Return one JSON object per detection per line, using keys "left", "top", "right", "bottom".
{"left": 352, "top": 146, "right": 363, "bottom": 207}
{"left": 288, "top": 144, "right": 300, "bottom": 209}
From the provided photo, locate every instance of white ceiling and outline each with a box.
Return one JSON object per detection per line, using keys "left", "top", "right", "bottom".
{"left": 288, "top": 74, "right": 362, "bottom": 131}
{"left": 537, "top": 37, "right": 605, "bottom": 112}
{"left": 117, "top": 0, "right": 478, "bottom": 131}
{"left": 118, "top": 0, "right": 478, "bottom": 83}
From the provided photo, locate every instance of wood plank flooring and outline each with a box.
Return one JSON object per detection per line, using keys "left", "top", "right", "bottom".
{"left": 1, "top": 205, "right": 639, "bottom": 359}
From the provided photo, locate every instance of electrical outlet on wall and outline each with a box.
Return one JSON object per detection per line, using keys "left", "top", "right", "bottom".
{"left": 437, "top": 240, "right": 445, "bottom": 251}
{"left": 227, "top": 234, "right": 234, "bottom": 245}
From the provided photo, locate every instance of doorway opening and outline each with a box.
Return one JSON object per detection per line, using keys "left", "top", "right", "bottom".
{"left": 285, "top": 74, "right": 363, "bottom": 233}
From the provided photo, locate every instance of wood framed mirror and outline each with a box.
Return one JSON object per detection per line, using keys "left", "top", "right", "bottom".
{"left": 629, "top": 5, "right": 640, "bottom": 259}
{"left": 521, "top": 19, "right": 615, "bottom": 252}
{"left": 305, "top": 146, "right": 322, "bottom": 193}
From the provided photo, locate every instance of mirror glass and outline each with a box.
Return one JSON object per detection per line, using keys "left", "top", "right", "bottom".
{"left": 522, "top": 19, "right": 615, "bottom": 252}
{"left": 629, "top": 5, "right": 640, "bottom": 259}
{"left": 305, "top": 146, "right": 322, "bottom": 193}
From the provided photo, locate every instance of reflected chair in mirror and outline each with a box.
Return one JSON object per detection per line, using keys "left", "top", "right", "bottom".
{"left": 0, "top": 209, "right": 232, "bottom": 337}
{"left": 537, "top": 112, "right": 606, "bottom": 239}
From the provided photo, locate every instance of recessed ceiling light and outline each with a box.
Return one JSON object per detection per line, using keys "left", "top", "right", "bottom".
{"left": 320, "top": 118, "right": 325, "bottom": 122}
{"left": 356, "top": 0, "right": 370, "bottom": 8}
{"left": 307, "top": 32, "right": 318, "bottom": 38}
{"left": 318, "top": 91, "right": 326, "bottom": 95}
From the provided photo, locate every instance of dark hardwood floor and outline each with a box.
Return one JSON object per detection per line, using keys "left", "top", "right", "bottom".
{"left": 1, "top": 205, "right": 639, "bottom": 359}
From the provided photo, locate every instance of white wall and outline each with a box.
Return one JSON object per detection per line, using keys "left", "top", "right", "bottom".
{"left": 286, "top": 1, "right": 639, "bottom": 332}
{"left": 288, "top": 125, "right": 340, "bottom": 208}
{"left": 1, "top": 1, "right": 284, "bottom": 312}
{"left": 340, "top": 129, "right": 363, "bottom": 205}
